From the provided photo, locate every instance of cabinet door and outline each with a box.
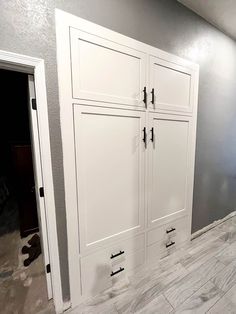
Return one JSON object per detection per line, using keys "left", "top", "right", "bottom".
{"left": 74, "top": 105, "right": 145, "bottom": 252}
{"left": 70, "top": 28, "right": 147, "bottom": 107}
{"left": 148, "top": 113, "right": 191, "bottom": 227}
{"left": 149, "top": 56, "right": 194, "bottom": 114}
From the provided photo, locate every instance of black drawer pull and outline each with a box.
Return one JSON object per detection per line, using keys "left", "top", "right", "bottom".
{"left": 143, "top": 86, "right": 147, "bottom": 107}
{"left": 110, "top": 267, "right": 124, "bottom": 277}
{"left": 110, "top": 250, "right": 125, "bottom": 259}
{"left": 166, "top": 227, "right": 176, "bottom": 234}
{"left": 151, "top": 88, "right": 155, "bottom": 104}
{"left": 143, "top": 127, "right": 147, "bottom": 147}
{"left": 151, "top": 127, "right": 154, "bottom": 142}
{"left": 166, "top": 241, "right": 175, "bottom": 248}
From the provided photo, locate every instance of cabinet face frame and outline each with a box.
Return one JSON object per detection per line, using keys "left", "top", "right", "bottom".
{"left": 56, "top": 9, "right": 199, "bottom": 309}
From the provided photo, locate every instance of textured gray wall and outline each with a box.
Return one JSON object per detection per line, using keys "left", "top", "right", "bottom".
{"left": 1, "top": 0, "right": 236, "bottom": 301}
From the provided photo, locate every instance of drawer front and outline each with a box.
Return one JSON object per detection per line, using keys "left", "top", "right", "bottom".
{"left": 147, "top": 218, "right": 190, "bottom": 264}
{"left": 147, "top": 241, "right": 169, "bottom": 262}
{"left": 81, "top": 249, "right": 113, "bottom": 297}
{"left": 147, "top": 234, "right": 184, "bottom": 263}
{"left": 147, "top": 216, "right": 189, "bottom": 246}
{"left": 80, "top": 234, "right": 145, "bottom": 297}
{"left": 110, "top": 234, "right": 145, "bottom": 259}
{"left": 112, "top": 249, "right": 145, "bottom": 272}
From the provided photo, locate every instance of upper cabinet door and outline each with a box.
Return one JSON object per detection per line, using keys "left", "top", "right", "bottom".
{"left": 148, "top": 113, "right": 191, "bottom": 227}
{"left": 149, "top": 56, "right": 194, "bottom": 114}
{"left": 70, "top": 28, "right": 147, "bottom": 108}
{"left": 74, "top": 105, "right": 145, "bottom": 253}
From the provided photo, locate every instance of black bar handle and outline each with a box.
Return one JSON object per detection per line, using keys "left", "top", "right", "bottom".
{"left": 143, "top": 86, "right": 147, "bottom": 107}
{"left": 110, "top": 250, "right": 125, "bottom": 259}
{"left": 151, "top": 127, "right": 154, "bottom": 142}
{"left": 151, "top": 88, "right": 155, "bottom": 104}
{"left": 166, "top": 241, "right": 175, "bottom": 248}
{"left": 110, "top": 267, "right": 124, "bottom": 277}
{"left": 143, "top": 127, "right": 147, "bottom": 147}
{"left": 166, "top": 227, "right": 176, "bottom": 234}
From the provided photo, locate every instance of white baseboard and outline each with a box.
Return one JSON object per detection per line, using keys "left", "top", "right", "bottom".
{"left": 191, "top": 210, "right": 236, "bottom": 240}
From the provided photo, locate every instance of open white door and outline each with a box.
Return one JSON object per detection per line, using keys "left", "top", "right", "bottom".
{"left": 28, "top": 75, "right": 53, "bottom": 299}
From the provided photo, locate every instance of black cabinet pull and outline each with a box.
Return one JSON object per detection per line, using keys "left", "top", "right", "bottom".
{"left": 166, "top": 241, "right": 175, "bottom": 248}
{"left": 143, "top": 127, "right": 147, "bottom": 147}
{"left": 166, "top": 227, "right": 176, "bottom": 234}
{"left": 151, "top": 88, "right": 155, "bottom": 104}
{"left": 110, "top": 267, "right": 124, "bottom": 277}
{"left": 151, "top": 127, "right": 154, "bottom": 142}
{"left": 110, "top": 250, "right": 125, "bottom": 259}
{"left": 143, "top": 86, "right": 147, "bottom": 107}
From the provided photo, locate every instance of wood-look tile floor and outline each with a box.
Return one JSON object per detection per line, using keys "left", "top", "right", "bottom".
{"left": 73, "top": 216, "right": 236, "bottom": 314}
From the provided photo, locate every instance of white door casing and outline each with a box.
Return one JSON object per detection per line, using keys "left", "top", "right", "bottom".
{"left": 0, "top": 50, "right": 63, "bottom": 313}
{"left": 28, "top": 75, "right": 53, "bottom": 299}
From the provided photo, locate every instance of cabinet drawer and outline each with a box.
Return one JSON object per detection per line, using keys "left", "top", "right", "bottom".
{"left": 147, "top": 219, "right": 190, "bottom": 263}
{"left": 112, "top": 249, "right": 145, "bottom": 271}
{"left": 147, "top": 239, "right": 175, "bottom": 262}
{"left": 110, "top": 234, "right": 145, "bottom": 260}
{"left": 80, "top": 234, "right": 145, "bottom": 297}
{"left": 147, "top": 216, "right": 189, "bottom": 246}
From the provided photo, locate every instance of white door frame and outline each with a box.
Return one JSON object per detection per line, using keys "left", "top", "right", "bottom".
{"left": 0, "top": 50, "right": 63, "bottom": 313}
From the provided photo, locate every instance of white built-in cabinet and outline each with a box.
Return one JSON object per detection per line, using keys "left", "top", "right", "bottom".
{"left": 56, "top": 9, "right": 199, "bottom": 308}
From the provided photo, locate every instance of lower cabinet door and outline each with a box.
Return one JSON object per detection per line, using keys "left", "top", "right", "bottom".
{"left": 73, "top": 105, "right": 145, "bottom": 252}
{"left": 148, "top": 113, "right": 192, "bottom": 227}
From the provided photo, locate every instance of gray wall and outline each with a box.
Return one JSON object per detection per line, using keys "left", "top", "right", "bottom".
{"left": 1, "top": 0, "right": 236, "bottom": 301}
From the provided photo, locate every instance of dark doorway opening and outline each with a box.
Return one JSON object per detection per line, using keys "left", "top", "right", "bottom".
{"left": 0, "top": 69, "right": 52, "bottom": 313}
{"left": 0, "top": 69, "right": 39, "bottom": 238}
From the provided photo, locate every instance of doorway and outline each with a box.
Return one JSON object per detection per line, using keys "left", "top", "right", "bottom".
{"left": 0, "top": 50, "right": 63, "bottom": 314}
{"left": 0, "top": 69, "right": 54, "bottom": 313}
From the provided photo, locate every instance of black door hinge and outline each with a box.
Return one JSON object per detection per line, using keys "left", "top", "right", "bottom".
{"left": 39, "top": 187, "right": 44, "bottom": 197}
{"left": 46, "top": 264, "right": 51, "bottom": 273}
{"left": 32, "top": 98, "right": 37, "bottom": 110}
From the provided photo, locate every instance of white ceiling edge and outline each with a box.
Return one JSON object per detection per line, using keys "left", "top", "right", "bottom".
{"left": 178, "top": 0, "right": 236, "bottom": 41}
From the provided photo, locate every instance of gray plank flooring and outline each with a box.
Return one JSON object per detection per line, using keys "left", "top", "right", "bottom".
{"left": 72, "top": 217, "right": 236, "bottom": 314}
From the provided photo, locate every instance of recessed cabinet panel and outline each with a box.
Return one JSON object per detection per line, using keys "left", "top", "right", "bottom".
{"left": 70, "top": 28, "right": 146, "bottom": 107}
{"left": 148, "top": 114, "right": 190, "bottom": 226}
{"left": 74, "top": 105, "right": 145, "bottom": 252}
{"left": 150, "top": 56, "right": 193, "bottom": 113}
